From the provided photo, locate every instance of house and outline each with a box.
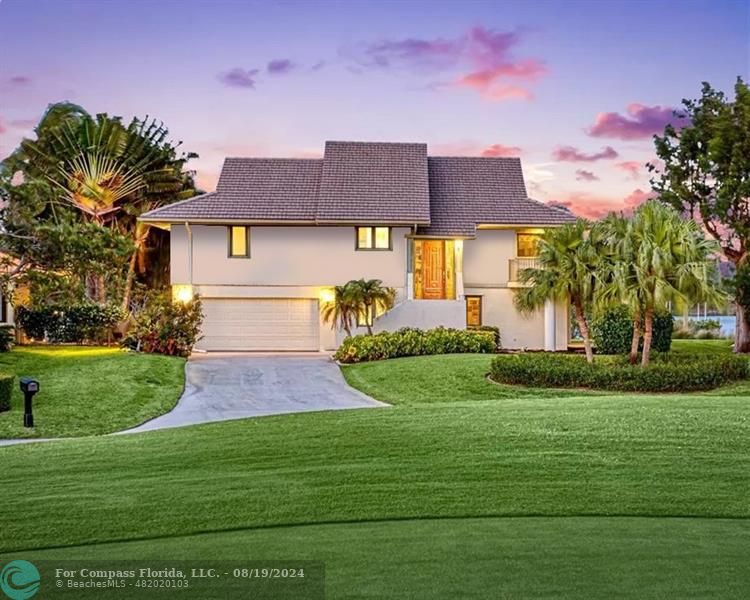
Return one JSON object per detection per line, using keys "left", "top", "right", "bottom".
{"left": 140, "top": 141, "right": 576, "bottom": 352}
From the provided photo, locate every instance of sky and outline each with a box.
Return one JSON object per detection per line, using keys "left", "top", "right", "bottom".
{"left": 0, "top": 0, "right": 748, "bottom": 218}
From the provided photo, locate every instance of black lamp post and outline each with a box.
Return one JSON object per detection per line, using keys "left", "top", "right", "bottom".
{"left": 19, "top": 377, "right": 39, "bottom": 428}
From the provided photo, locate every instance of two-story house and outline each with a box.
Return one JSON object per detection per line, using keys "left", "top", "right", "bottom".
{"left": 140, "top": 141, "right": 576, "bottom": 352}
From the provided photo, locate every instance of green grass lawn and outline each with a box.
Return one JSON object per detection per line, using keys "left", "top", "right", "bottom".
{"left": 0, "top": 346, "right": 185, "bottom": 438}
{"left": 1, "top": 339, "right": 748, "bottom": 598}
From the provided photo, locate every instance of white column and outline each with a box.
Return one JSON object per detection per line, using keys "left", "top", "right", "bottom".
{"left": 544, "top": 299, "right": 556, "bottom": 351}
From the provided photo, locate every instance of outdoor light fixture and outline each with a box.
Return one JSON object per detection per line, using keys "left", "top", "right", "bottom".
{"left": 19, "top": 376, "right": 39, "bottom": 428}
{"left": 319, "top": 288, "right": 335, "bottom": 303}
{"left": 173, "top": 284, "right": 194, "bottom": 303}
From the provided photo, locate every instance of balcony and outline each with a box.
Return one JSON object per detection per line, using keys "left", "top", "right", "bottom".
{"left": 508, "top": 257, "right": 541, "bottom": 285}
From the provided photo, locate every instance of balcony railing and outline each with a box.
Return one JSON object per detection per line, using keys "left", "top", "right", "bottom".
{"left": 508, "top": 257, "right": 541, "bottom": 282}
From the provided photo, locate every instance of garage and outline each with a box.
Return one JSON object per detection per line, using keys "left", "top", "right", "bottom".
{"left": 196, "top": 298, "right": 320, "bottom": 351}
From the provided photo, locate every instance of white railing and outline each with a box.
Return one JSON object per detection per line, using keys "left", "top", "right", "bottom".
{"left": 508, "top": 257, "right": 541, "bottom": 282}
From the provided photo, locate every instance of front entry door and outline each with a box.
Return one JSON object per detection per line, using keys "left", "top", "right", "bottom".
{"left": 422, "top": 240, "right": 445, "bottom": 299}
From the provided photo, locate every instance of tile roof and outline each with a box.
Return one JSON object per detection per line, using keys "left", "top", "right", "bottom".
{"left": 140, "top": 141, "right": 576, "bottom": 233}
{"left": 317, "top": 141, "right": 430, "bottom": 224}
{"left": 419, "top": 157, "right": 575, "bottom": 236}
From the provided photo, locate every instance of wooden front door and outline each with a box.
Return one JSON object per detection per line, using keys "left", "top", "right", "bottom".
{"left": 422, "top": 240, "right": 445, "bottom": 299}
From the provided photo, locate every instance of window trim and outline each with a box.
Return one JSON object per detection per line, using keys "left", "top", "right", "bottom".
{"left": 227, "top": 225, "right": 251, "bottom": 258}
{"left": 355, "top": 226, "right": 392, "bottom": 251}
{"left": 466, "top": 295, "right": 482, "bottom": 327}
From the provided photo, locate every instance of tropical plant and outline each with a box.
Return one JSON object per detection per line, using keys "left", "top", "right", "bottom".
{"left": 601, "top": 202, "right": 724, "bottom": 366}
{"left": 350, "top": 279, "right": 397, "bottom": 335}
{"left": 651, "top": 78, "right": 750, "bottom": 353}
{"left": 514, "top": 219, "right": 599, "bottom": 362}
{"left": 320, "top": 283, "right": 360, "bottom": 337}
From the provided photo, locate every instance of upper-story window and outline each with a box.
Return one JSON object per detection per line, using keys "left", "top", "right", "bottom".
{"left": 356, "top": 226, "right": 391, "bottom": 250}
{"left": 516, "top": 233, "right": 542, "bottom": 257}
{"left": 228, "top": 226, "right": 250, "bottom": 258}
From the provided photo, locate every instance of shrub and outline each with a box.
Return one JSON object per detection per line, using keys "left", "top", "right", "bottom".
{"left": 591, "top": 306, "right": 673, "bottom": 354}
{"left": 470, "top": 325, "right": 502, "bottom": 350}
{"left": 335, "top": 327, "right": 496, "bottom": 363}
{"left": 122, "top": 290, "right": 203, "bottom": 357}
{"left": 0, "top": 326, "right": 14, "bottom": 352}
{"left": 490, "top": 352, "right": 749, "bottom": 392}
{"left": 16, "top": 304, "right": 125, "bottom": 344}
{"left": 0, "top": 373, "right": 13, "bottom": 412}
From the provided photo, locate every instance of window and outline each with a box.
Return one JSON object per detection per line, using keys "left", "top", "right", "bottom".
{"left": 356, "top": 226, "right": 391, "bottom": 250}
{"left": 466, "top": 295, "right": 482, "bottom": 327}
{"left": 517, "top": 233, "right": 542, "bottom": 258}
{"left": 228, "top": 226, "right": 250, "bottom": 257}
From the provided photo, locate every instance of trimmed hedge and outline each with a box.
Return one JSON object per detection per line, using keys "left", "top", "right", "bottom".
{"left": 16, "top": 304, "right": 125, "bottom": 344}
{"left": 489, "top": 352, "right": 749, "bottom": 392}
{"left": 469, "top": 325, "right": 502, "bottom": 350}
{"left": 0, "top": 326, "right": 14, "bottom": 352}
{"left": 335, "top": 327, "right": 496, "bottom": 364}
{"left": 591, "top": 306, "right": 674, "bottom": 354}
{"left": 0, "top": 373, "right": 13, "bottom": 412}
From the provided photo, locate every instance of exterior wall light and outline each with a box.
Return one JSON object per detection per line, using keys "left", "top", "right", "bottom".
{"left": 319, "top": 288, "right": 335, "bottom": 304}
{"left": 173, "top": 284, "right": 194, "bottom": 303}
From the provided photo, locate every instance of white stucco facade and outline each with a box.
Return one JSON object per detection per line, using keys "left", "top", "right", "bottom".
{"left": 169, "top": 224, "right": 569, "bottom": 351}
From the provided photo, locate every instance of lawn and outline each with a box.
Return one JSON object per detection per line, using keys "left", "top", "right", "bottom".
{"left": 0, "top": 346, "right": 185, "bottom": 438}
{"left": 1, "top": 339, "right": 748, "bottom": 598}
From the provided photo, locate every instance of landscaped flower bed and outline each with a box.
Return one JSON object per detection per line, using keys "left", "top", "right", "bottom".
{"left": 335, "top": 327, "right": 496, "bottom": 364}
{"left": 489, "top": 352, "right": 749, "bottom": 392}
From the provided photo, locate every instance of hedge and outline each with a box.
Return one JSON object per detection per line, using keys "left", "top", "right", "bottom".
{"left": 489, "top": 352, "right": 749, "bottom": 392}
{"left": 0, "top": 373, "right": 13, "bottom": 412}
{"left": 16, "top": 304, "right": 125, "bottom": 344}
{"left": 335, "top": 327, "right": 496, "bottom": 364}
{"left": 591, "top": 306, "right": 673, "bottom": 354}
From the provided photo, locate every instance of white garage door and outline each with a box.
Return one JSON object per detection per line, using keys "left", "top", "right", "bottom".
{"left": 197, "top": 298, "right": 320, "bottom": 351}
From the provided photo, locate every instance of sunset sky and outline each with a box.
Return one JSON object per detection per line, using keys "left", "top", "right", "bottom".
{"left": 1, "top": 0, "right": 747, "bottom": 218}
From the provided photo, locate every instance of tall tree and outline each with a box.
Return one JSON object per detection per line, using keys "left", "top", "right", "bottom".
{"left": 614, "top": 202, "right": 723, "bottom": 366}
{"left": 651, "top": 78, "right": 750, "bottom": 352}
{"left": 514, "top": 219, "right": 599, "bottom": 363}
{"left": 0, "top": 103, "right": 197, "bottom": 309}
{"left": 351, "top": 279, "right": 396, "bottom": 335}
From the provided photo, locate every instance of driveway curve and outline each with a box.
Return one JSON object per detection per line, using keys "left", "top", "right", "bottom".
{"left": 123, "top": 352, "right": 386, "bottom": 434}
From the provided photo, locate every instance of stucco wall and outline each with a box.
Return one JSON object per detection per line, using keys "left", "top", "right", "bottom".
{"left": 463, "top": 229, "right": 516, "bottom": 285}
{"left": 171, "top": 225, "right": 411, "bottom": 288}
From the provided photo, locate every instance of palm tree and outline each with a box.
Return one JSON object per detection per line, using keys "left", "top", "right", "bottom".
{"left": 514, "top": 219, "right": 599, "bottom": 363}
{"left": 613, "top": 201, "right": 724, "bottom": 366}
{"left": 351, "top": 279, "right": 397, "bottom": 335}
{"left": 320, "top": 283, "right": 359, "bottom": 337}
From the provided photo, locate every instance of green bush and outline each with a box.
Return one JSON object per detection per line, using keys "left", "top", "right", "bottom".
{"left": 490, "top": 352, "right": 748, "bottom": 392}
{"left": 591, "top": 306, "right": 673, "bottom": 354}
{"left": 335, "top": 327, "right": 496, "bottom": 364}
{"left": 0, "top": 373, "right": 13, "bottom": 412}
{"left": 0, "top": 326, "right": 14, "bottom": 352}
{"left": 16, "top": 304, "right": 125, "bottom": 344}
{"left": 122, "top": 290, "right": 203, "bottom": 357}
{"left": 469, "top": 325, "right": 501, "bottom": 350}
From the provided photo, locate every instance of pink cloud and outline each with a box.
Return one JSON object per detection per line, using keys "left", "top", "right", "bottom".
{"left": 481, "top": 143, "right": 522, "bottom": 157}
{"left": 267, "top": 59, "right": 296, "bottom": 75}
{"left": 616, "top": 160, "right": 642, "bottom": 179}
{"left": 587, "top": 103, "right": 686, "bottom": 140}
{"left": 623, "top": 188, "right": 655, "bottom": 208}
{"left": 0, "top": 118, "right": 6, "bottom": 135}
{"left": 218, "top": 68, "right": 259, "bottom": 88}
{"left": 353, "top": 26, "right": 546, "bottom": 102}
{"left": 552, "top": 145, "right": 619, "bottom": 162}
{"left": 575, "top": 169, "right": 599, "bottom": 182}
{"left": 548, "top": 188, "right": 656, "bottom": 219}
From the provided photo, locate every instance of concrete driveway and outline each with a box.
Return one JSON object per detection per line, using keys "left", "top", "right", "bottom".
{"left": 123, "top": 353, "right": 386, "bottom": 433}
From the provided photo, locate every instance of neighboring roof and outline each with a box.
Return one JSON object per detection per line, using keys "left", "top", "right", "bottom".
{"left": 316, "top": 141, "right": 430, "bottom": 224}
{"left": 419, "top": 157, "right": 575, "bottom": 237}
{"left": 140, "top": 141, "right": 576, "bottom": 232}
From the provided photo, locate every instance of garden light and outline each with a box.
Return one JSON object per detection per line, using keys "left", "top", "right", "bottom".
{"left": 19, "top": 376, "right": 39, "bottom": 428}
